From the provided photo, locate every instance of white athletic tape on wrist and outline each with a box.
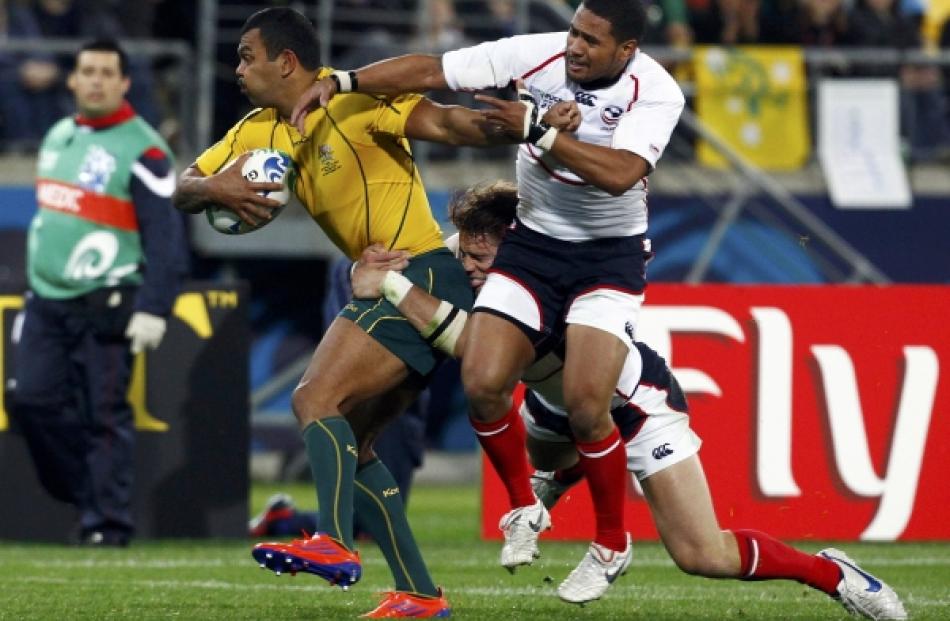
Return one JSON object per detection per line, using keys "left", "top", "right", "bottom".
{"left": 429, "top": 306, "right": 468, "bottom": 356}
{"left": 331, "top": 70, "right": 356, "bottom": 93}
{"left": 421, "top": 300, "right": 453, "bottom": 339}
{"left": 381, "top": 270, "right": 413, "bottom": 307}
{"left": 520, "top": 99, "right": 535, "bottom": 139}
{"left": 534, "top": 126, "right": 558, "bottom": 150}
{"left": 519, "top": 87, "right": 557, "bottom": 149}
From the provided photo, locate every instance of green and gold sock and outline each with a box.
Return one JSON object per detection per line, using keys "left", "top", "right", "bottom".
{"left": 355, "top": 458, "right": 438, "bottom": 596}
{"left": 303, "top": 417, "right": 358, "bottom": 549}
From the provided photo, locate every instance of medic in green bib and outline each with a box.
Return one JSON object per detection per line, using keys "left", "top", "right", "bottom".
{"left": 10, "top": 39, "right": 187, "bottom": 546}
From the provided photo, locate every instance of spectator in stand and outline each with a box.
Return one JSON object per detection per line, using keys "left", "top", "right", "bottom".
{"left": 331, "top": 0, "right": 415, "bottom": 64}
{"left": 457, "top": 0, "right": 518, "bottom": 40}
{"left": 690, "top": 0, "right": 761, "bottom": 44}
{"left": 26, "top": 0, "right": 161, "bottom": 126}
{"left": 759, "top": 0, "right": 849, "bottom": 45}
{"left": 941, "top": 19, "right": 950, "bottom": 159}
{"left": 0, "top": 0, "right": 65, "bottom": 148}
{"left": 848, "top": 0, "right": 922, "bottom": 70}
{"left": 848, "top": 0, "right": 950, "bottom": 160}
{"left": 641, "top": 0, "right": 694, "bottom": 47}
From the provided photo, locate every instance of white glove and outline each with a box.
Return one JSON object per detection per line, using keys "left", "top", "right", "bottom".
{"left": 125, "top": 312, "right": 167, "bottom": 354}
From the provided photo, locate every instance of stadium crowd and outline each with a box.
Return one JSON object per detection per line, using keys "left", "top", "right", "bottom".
{"left": 1, "top": 0, "right": 950, "bottom": 158}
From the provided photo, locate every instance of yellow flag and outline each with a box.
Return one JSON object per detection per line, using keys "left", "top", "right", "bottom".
{"left": 694, "top": 46, "right": 810, "bottom": 170}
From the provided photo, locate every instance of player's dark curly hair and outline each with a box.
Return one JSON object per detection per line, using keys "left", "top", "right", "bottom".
{"left": 582, "top": 0, "right": 646, "bottom": 42}
{"left": 448, "top": 181, "right": 518, "bottom": 243}
{"left": 241, "top": 7, "right": 321, "bottom": 71}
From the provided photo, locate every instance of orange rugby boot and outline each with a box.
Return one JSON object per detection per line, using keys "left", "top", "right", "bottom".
{"left": 252, "top": 532, "right": 361, "bottom": 588}
{"left": 361, "top": 588, "right": 452, "bottom": 618}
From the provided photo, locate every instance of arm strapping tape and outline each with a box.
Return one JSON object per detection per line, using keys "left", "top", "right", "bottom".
{"left": 423, "top": 301, "right": 468, "bottom": 356}
{"left": 381, "top": 270, "right": 413, "bottom": 307}
{"left": 329, "top": 70, "right": 359, "bottom": 93}
{"left": 518, "top": 87, "right": 558, "bottom": 150}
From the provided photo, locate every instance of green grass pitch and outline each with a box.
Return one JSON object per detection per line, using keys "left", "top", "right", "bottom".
{"left": 2, "top": 482, "right": 948, "bottom": 619}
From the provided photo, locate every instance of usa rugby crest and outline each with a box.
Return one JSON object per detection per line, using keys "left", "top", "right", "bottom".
{"left": 601, "top": 105, "right": 624, "bottom": 126}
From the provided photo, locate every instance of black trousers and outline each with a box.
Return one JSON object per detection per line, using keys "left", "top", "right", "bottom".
{"left": 10, "top": 288, "right": 137, "bottom": 539}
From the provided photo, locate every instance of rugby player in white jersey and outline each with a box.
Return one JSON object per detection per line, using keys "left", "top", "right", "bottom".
{"left": 349, "top": 182, "right": 907, "bottom": 618}
{"left": 293, "top": 0, "right": 680, "bottom": 581}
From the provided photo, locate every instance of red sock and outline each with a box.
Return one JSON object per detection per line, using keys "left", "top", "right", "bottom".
{"left": 470, "top": 383, "right": 535, "bottom": 509}
{"left": 576, "top": 426, "right": 627, "bottom": 552}
{"left": 732, "top": 529, "right": 842, "bottom": 595}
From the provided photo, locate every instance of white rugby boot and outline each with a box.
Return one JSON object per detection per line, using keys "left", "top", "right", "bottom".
{"left": 558, "top": 533, "right": 632, "bottom": 604}
{"left": 498, "top": 497, "right": 551, "bottom": 572}
{"left": 530, "top": 470, "right": 574, "bottom": 510}
{"left": 818, "top": 548, "right": 907, "bottom": 620}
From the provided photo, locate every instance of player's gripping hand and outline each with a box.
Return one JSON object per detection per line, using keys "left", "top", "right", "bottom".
{"left": 291, "top": 76, "right": 340, "bottom": 134}
{"left": 543, "top": 100, "right": 581, "bottom": 133}
{"left": 204, "top": 152, "right": 284, "bottom": 227}
{"left": 351, "top": 244, "right": 411, "bottom": 299}
{"left": 475, "top": 80, "right": 560, "bottom": 149}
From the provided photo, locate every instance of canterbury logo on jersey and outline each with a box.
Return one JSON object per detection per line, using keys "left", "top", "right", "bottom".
{"left": 652, "top": 443, "right": 674, "bottom": 460}
{"left": 575, "top": 92, "right": 597, "bottom": 106}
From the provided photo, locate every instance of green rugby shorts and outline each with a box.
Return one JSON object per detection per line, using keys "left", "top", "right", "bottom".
{"left": 339, "top": 248, "right": 472, "bottom": 376}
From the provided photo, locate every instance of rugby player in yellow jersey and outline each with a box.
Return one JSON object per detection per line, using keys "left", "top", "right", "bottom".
{"left": 171, "top": 7, "right": 550, "bottom": 619}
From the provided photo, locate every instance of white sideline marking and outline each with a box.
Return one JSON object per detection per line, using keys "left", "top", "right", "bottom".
{"left": 35, "top": 558, "right": 230, "bottom": 569}
{"left": 9, "top": 575, "right": 950, "bottom": 609}
{"left": 25, "top": 555, "right": 950, "bottom": 570}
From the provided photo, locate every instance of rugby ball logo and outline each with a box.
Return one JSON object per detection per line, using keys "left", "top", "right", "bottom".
{"left": 206, "top": 148, "right": 295, "bottom": 235}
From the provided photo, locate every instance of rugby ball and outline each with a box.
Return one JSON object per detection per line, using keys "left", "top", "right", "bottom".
{"left": 205, "top": 148, "right": 295, "bottom": 235}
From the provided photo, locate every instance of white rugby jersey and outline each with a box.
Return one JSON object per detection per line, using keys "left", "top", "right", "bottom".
{"left": 442, "top": 32, "right": 684, "bottom": 241}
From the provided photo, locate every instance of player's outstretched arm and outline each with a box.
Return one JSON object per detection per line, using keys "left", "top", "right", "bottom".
{"left": 172, "top": 153, "right": 283, "bottom": 226}
{"left": 291, "top": 54, "right": 447, "bottom": 133}
{"left": 404, "top": 99, "right": 512, "bottom": 147}
{"left": 351, "top": 246, "right": 470, "bottom": 358}
{"left": 404, "top": 92, "right": 582, "bottom": 149}
{"left": 476, "top": 92, "right": 648, "bottom": 196}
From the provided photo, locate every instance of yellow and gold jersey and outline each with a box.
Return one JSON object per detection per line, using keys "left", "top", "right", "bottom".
{"left": 194, "top": 69, "right": 444, "bottom": 259}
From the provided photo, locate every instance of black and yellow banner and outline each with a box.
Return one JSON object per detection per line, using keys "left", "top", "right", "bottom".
{"left": 0, "top": 282, "right": 250, "bottom": 541}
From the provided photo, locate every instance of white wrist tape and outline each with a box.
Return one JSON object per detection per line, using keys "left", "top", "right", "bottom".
{"left": 519, "top": 86, "right": 558, "bottom": 150}
{"left": 331, "top": 70, "right": 356, "bottom": 93}
{"left": 534, "top": 126, "right": 558, "bottom": 150}
{"left": 521, "top": 99, "right": 535, "bottom": 139}
{"left": 421, "top": 300, "right": 453, "bottom": 339}
{"left": 432, "top": 310, "right": 467, "bottom": 356}
{"left": 381, "top": 270, "right": 413, "bottom": 307}
{"left": 421, "top": 301, "right": 468, "bottom": 356}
